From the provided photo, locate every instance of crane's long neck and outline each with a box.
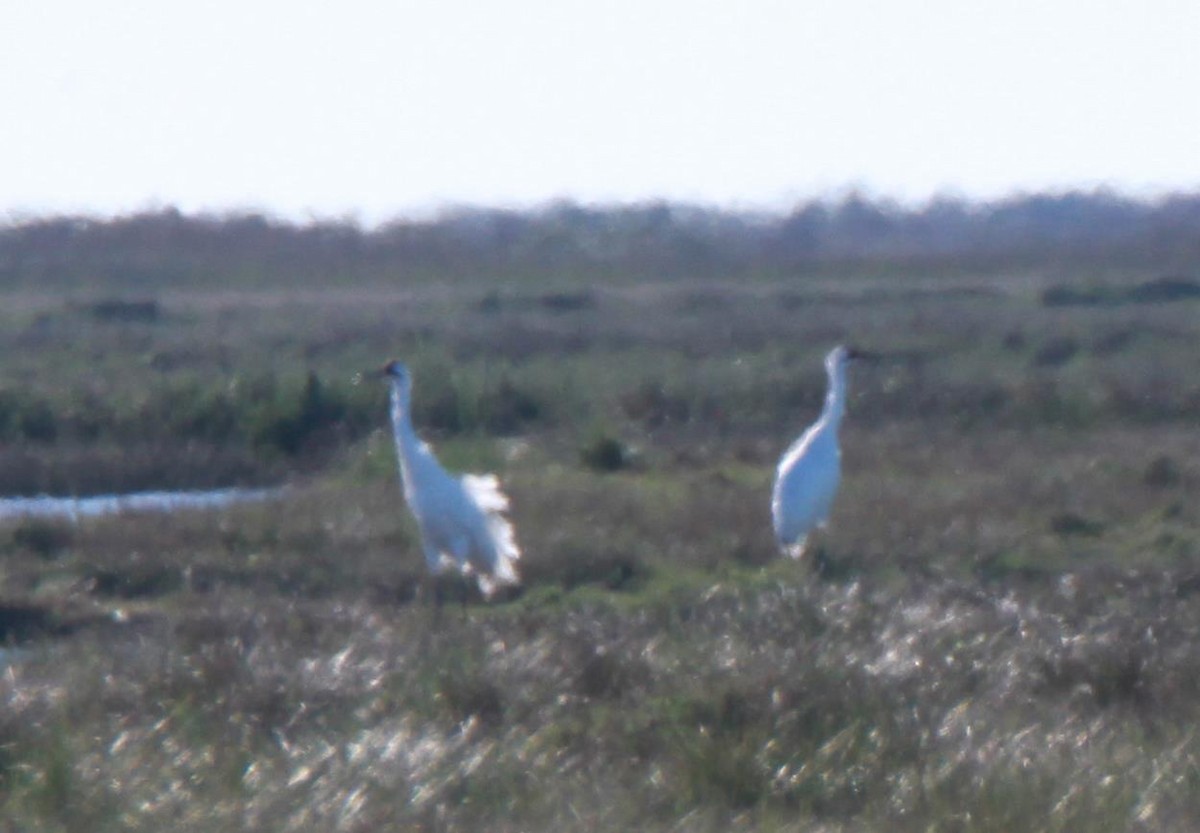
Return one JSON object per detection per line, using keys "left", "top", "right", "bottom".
{"left": 820, "top": 357, "right": 848, "bottom": 430}
{"left": 388, "top": 383, "right": 425, "bottom": 488}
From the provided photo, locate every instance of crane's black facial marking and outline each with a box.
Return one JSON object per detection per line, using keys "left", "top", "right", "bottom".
{"left": 380, "top": 360, "right": 408, "bottom": 379}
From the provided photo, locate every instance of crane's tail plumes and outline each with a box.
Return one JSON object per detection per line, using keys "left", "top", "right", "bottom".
{"left": 462, "top": 473, "right": 510, "bottom": 513}
{"left": 462, "top": 474, "right": 522, "bottom": 597}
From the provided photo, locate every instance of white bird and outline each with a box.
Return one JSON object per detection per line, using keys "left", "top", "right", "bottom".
{"left": 771, "top": 345, "right": 868, "bottom": 559}
{"left": 380, "top": 360, "right": 520, "bottom": 598}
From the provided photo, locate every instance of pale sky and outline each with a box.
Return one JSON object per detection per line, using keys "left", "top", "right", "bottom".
{"left": 2, "top": 0, "right": 1198, "bottom": 223}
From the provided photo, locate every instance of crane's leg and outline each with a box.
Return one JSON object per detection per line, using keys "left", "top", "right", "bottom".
{"left": 808, "top": 527, "right": 840, "bottom": 579}
{"left": 432, "top": 572, "right": 446, "bottom": 627}
{"left": 413, "top": 572, "right": 447, "bottom": 659}
{"left": 780, "top": 531, "right": 834, "bottom": 582}
{"left": 420, "top": 544, "right": 447, "bottom": 636}
{"left": 444, "top": 535, "right": 472, "bottom": 620}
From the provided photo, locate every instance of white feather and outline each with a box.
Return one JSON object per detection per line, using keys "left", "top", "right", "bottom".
{"left": 384, "top": 363, "right": 521, "bottom": 596}
{"left": 771, "top": 346, "right": 854, "bottom": 558}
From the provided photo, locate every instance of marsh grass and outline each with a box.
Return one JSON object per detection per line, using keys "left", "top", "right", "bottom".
{"left": 1, "top": 263, "right": 1200, "bottom": 829}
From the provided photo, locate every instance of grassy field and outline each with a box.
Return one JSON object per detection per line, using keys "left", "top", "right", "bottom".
{"left": 2, "top": 259, "right": 1200, "bottom": 830}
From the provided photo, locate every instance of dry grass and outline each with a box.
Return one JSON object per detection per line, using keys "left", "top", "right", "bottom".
{"left": 5, "top": 537, "right": 1200, "bottom": 831}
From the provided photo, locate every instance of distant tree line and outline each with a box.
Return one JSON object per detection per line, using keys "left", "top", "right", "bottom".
{"left": 2, "top": 190, "right": 1199, "bottom": 288}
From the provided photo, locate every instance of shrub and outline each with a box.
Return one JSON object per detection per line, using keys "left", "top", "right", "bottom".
{"left": 538, "top": 289, "right": 596, "bottom": 312}
{"left": 620, "top": 381, "right": 690, "bottom": 428}
{"left": 478, "top": 378, "right": 543, "bottom": 434}
{"left": 1049, "top": 512, "right": 1105, "bottom": 537}
{"left": 1041, "top": 285, "right": 1106, "bottom": 306}
{"left": 1124, "top": 275, "right": 1200, "bottom": 303}
{"left": 0, "top": 390, "right": 58, "bottom": 443}
{"left": 1032, "top": 337, "right": 1080, "bottom": 368}
{"left": 438, "top": 670, "right": 505, "bottom": 728}
{"left": 1143, "top": 455, "right": 1181, "bottom": 488}
{"left": 8, "top": 519, "right": 73, "bottom": 559}
{"left": 251, "top": 371, "right": 349, "bottom": 455}
{"left": 581, "top": 434, "right": 627, "bottom": 472}
{"left": 86, "top": 298, "right": 160, "bottom": 322}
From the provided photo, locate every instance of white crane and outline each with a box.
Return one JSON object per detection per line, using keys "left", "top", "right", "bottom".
{"left": 379, "top": 360, "right": 520, "bottom": 599}
{"left": 771, "top": 345, "right": 869, "bottom": 559}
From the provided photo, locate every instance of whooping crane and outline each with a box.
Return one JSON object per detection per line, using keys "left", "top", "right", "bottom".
{"left": 771, "top": 345, "right": 871, "bottom": 560}
{"left": 379, "top": 360, "right": 520, "bottom": 599}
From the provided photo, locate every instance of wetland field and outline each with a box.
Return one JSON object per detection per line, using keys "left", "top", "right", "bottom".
{"left": 2, "top": 199, "right": 1200, "bottom": 831}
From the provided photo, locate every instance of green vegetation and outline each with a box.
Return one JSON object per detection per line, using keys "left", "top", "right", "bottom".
{"left": 1, "top": 202, "right": 1200, "bottom": 830}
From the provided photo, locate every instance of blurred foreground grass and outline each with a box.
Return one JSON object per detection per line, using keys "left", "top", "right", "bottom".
{"left": 2, "top": 266, "right": 1200, "bottom": 830}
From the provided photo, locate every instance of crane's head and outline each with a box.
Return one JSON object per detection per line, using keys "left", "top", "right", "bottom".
{"left": 825, "top": 345, "right": 880, "bottom": 384}
{"left": 380, "top": 359, "right": 408, "bottom": 379}
{"left": 827, "top": 344, "right": 868, "bottom": 370}
{"left": 378, "top": 360, "right": 413, "bottom": 398}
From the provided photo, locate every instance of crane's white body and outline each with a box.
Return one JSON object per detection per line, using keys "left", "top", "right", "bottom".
{"left": 771, "top": 346, "right": 853, "bottom": 558}
{"left": 385, "top": 363, "right": 520, "bottom": 596}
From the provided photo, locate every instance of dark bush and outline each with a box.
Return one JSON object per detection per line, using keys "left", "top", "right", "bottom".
{"left": 538, "top": 290, "right": 596, "bottom": 312}
{"left": 573, "top": 645, "right": 647, "bottom": 699}
{"left": 251, "top": 371, "right": 349, "bottom": 455}
{"left": 86, "top": 566, "right": 185, "bottom": 599}
{"left": 479, "top": 378, "right": 543, "bottom": 434}
{"left": 0, "top": 603, "right": 63, "bottom": 643}
{"left": 138, "top": 382, "right": 241, "bottom": 444}
{"left": 8, "top": 519, "right": 73, "bottom": 559}
{"left": 581, "top": 435, "right": 627, "bottom": 472}
{"left": 0, "top": 391, "right": 59, "bottom": 443}
{"left": 87, "top": 298, "right": 160, "bottom": 322}
{"left": 401, "top": 372, "right": 543, "bottom": 436}
{"left": 1032, "top": 337, "right": 1080, "bottom": 368}
{"left": 1124, "top": 276, "right": 1200, "bottom": 303}
{"left": 1143, "top": 455, "right": 1181, "bottom": 488}
{"left": 476, "top": 290, "right": 503, "bottom": 314}
{"left": 438, "top": 671, "right": 505, "bottom": 728}
{"left": 1002, "top": 329, "right": 1027, "bottom": 351}
{"left": 1049, "top": 512, "right": 1104, "bottom": 537}
{"left": 620, "top": 382, "right": 690, "bottom": 428}
{"left": 1041, "top": 285, "right": 1106, "bottom": 306}
{"left": 1090, "top": 329, "right": 1136, "bottom": 356}
{"left": 1042, "top": 276, "right": 1200, "bottom": 308}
